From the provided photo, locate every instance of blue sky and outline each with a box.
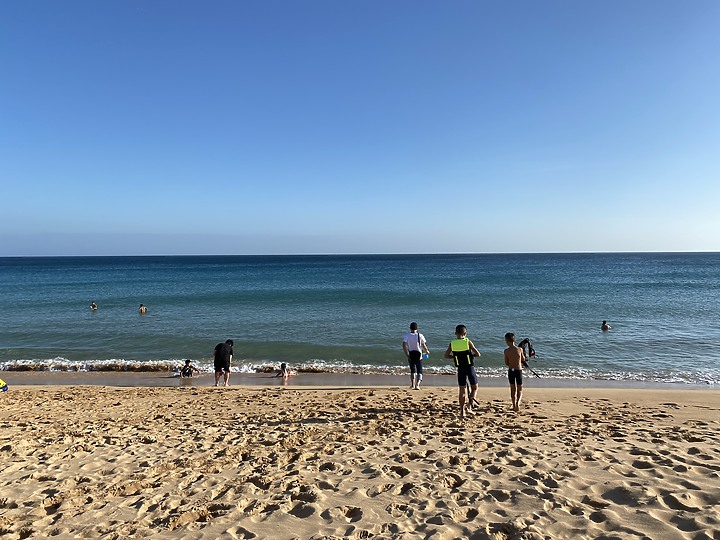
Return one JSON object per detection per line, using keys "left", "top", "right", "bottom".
{"left": 1, "top": 1, "right": 719, "bottom": 255}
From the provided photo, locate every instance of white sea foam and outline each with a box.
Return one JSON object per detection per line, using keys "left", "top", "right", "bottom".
{"left": 2, "top": 357, "right": 716, "bottom": 385}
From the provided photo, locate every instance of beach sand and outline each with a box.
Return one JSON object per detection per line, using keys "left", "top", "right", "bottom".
{"left": 1, "top": 384, "right": 719, "bottom": 539}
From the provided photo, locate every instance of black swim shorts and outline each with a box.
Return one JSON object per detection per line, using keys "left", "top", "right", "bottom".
{"left": 508, "top": 368, "right": 523, "bottom": 385}
{"left": 214, "top": 360, "right": 229, "bottom": 373}
{"left": 456, "top": 365, "right": 478, "bottom": 387}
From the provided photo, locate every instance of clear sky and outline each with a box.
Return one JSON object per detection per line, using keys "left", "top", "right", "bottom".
{"left": 1, "top": 1, "right": 719, "bottom": 256}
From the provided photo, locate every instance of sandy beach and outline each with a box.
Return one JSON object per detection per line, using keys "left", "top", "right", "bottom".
{"left": 1, "top": 383, "right": 719, "bottom": 539}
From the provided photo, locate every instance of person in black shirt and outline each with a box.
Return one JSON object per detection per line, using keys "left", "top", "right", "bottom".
{"left": 213, "top": 339, "right": 234, "bottom": 386}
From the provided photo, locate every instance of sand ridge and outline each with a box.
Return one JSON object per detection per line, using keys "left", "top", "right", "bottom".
{"left": 0, "top": 386, "right": 719, "bottom": 539}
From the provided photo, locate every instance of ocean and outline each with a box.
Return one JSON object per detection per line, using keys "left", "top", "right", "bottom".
{"left": 0, "top": 253, "right": 718, "bottom": 385}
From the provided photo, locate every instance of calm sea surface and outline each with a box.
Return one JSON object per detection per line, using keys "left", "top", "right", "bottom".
{"left": 0, "top": 254, "right": 718, "bottom": 385}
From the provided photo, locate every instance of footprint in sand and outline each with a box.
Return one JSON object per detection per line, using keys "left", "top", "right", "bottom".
{"left": 290, "top": 486, "right": 321, "bottom": 503}
{"left": 487, "top": 489, "right": 511, "bottom": 502}
{"left": 588, "top": 510, "right": 608, "bottom": 523}
{"left": 660, "top": 493, "right": 701, "bottom": 513}
{"left": 601, "top": 486, "right": 640, "bottom": 507}
{"left": 366, "top": 483, "right": 394, "bottom": 498}
{"left": 225, "top": 525, "right": 258, "bottom": 539}
{"left": 440, "top": 473, "right": 465, "bottom": 489}
{"left": 385, "top": 503, "right": 412, "bottom": 518}
{"left": 581, "top": 494, "right": 610, "bottom": 509}
{"left": 391, "top": 482, "right": 417, "bottom": 496}
{"left": 382, "top": 465, "right": 410, "bottom": 478}
{"left": 288, "top": 502, "right": 316, "bottom": 519}
{"left": 486, "top": 465, "right": 503, "bottom": 475}
{"left": 321, "top": 505, "right": 364, "bottom": 523}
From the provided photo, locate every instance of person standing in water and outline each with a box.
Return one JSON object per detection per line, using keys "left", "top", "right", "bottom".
{"left": 402, "top": 322, "right": 430, "bottom": 390}
{"left": 213, "top": 339, "right": 234, "bottom": 387}
{"left": 601, "top": 320, "right": 611, "bottom": 331}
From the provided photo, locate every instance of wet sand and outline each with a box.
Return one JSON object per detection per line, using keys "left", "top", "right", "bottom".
{"left": 1, "top": 384, "right": 719, "bottom": 539}
{"left": 2, "top": 370, "right": 713, "bottom": 390}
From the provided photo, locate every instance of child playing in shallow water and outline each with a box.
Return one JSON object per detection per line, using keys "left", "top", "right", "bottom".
{"left": 180, "top": 360, "right": 199, "bottom": 378}
{"left": 504, "top": 332, "right": 526, "bottom": 412}
{"left": 276, "top": 363, "right": 291, "bottom": 381}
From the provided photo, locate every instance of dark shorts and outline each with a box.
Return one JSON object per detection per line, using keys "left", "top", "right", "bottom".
{"left": 408, "top": 350, "right": 422, "bottom": 375}
{"left": 457, "top": 365, "right": 478, "bottom": 387}
{"left": 214, "top": 361, "right": 230, "bottom": 373}
{"left": 508, "top": 368, "right": 523, "bottom": 385}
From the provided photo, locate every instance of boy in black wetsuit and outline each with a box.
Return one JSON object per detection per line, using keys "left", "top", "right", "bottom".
{"left": 444, "top": 325, "right": 482, "bottom": 418}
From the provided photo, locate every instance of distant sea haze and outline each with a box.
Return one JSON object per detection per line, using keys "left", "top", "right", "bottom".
{"left": 0, "top": 253, "right": 718, "bottom": 385}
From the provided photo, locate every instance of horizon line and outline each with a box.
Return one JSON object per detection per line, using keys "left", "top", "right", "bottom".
{"left": 1, "top": 250, "right": 719, "bottom": 259}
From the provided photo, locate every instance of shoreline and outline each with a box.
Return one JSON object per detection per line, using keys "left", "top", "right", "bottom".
{"left": 1, "top": 370, "right": 716, "bottom": 390}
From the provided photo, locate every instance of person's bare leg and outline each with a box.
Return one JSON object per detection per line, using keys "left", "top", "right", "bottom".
{"left": 516, "top": 384, "right": 523, "bottom": 410}
{"left": 214, "top": 372, "right": 221, "bottom": 386}
{"left": 223, "top": 371, "right": 230, "bottom": 387}
{"left": 468, "top": 384, "right": 478, "bottom": 410}
{"left": 458, "top": 387, "right": 466, "bottom": 418}
{"left": 415, "top": 374, "right": 422, "bottom": 390}
{"left": 410, "top": 373, "right": 416, "bottom": 389}
{"left": 510, "top": 384, "right": 517, "bottom": 409}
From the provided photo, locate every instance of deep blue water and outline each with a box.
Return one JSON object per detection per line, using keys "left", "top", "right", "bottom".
{"left": 0, "top": 253, "right": 718, "bottom": 384}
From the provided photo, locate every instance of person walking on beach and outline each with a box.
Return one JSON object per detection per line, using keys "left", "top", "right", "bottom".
{"left": 504, "top": 332, "right": 526, "bottom": 412}
{"left": 214, "top": 339, "right": 234, "bottom": 386}
{"left": 444, "top": 325, "right": 481, "bottom": 418}
{"left": 403, "top": 322, "right": 430, "bottom": 390}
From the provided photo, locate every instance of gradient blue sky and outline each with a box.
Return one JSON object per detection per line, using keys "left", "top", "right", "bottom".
{"left": 1, "top": 1, "right": 719, "bottom": 255}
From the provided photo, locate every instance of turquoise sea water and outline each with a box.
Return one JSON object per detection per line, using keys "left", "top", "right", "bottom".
{"left": 0, "top": 254, "right": 718, "bottom": 385}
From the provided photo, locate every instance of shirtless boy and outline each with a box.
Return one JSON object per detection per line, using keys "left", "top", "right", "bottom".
{"left": 504, "top": 332, "right": 526, "bottom": 412}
